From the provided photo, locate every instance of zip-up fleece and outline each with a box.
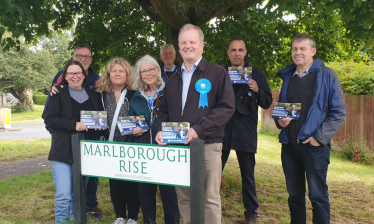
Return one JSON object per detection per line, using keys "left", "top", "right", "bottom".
{"left": 276, "top": 58, "right": 347, "bottom": 145}
{"left": 156, "top": 57, "right": 235, "bottom": 144}
{"left": 128, "top": 87, "right": 164, "bottom": 144}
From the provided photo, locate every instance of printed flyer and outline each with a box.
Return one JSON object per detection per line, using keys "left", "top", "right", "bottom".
{"left": 272, "top": 102, "right": 301, "bottom": 120}
{"left": 117, "top": 115, "right": 148, "bottom": 135}
{"left": 162, "top": 122, "right": 190, "bottom": 144}
{"left": 80, "top": 111, "right": 107, "bottom": 129}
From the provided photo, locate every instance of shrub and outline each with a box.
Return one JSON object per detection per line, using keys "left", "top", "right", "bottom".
{"left": 335, "top": 135, "right": 373, "bottom": 165}
{"left": 33, "top": 94, "right": 48, "bottom": 105}
{"left": 327, "top": 60, "right": 374, "bottom": 96}
{"left": 11, "top": 105, "right": 26, "bottom": 113}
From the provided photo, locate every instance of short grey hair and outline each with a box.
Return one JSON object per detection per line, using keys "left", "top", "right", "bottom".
{"left": 292, "top": 33, "right": 316, "bottom": 48}
{"left": 133, "top": 55, "right": 163, "bottom": 91}
{"left": 160, "top": 44, "right": 176, "bottom": 55}
{"left": 178, "top": 24, "right": 204, "bottom": 44}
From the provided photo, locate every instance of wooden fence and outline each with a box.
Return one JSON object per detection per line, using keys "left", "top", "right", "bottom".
{"left": 262, "top": 90, "right": 374, "bottom": 154}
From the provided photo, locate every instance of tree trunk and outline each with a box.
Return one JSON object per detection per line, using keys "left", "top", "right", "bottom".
{"left": 166, "top": 26, "right": 182, "bottom": 63}
{"left": 10, "top": 89, "right": 31, "bottom": 112}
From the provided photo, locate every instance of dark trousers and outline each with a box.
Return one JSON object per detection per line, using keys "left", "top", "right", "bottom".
{"left": 86, "top": 177, "right": 99, "bottom": 210}
{"left": 281, "top": 143, "right": 331, "bottom": 224}
{"left": 139, "top": 183, "right": 180, "bottom": 224}
{"left": 222, "top": 150, "right": 259, "bottom": 218}
{"left": 110, "top": 179, "right": 140, "bottom": 220}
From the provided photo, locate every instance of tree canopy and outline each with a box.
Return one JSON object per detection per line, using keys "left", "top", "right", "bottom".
{"left": 0, "top": 45, "right": 56, "bottom": 111}
{"left": 1, "top": 0, "right": 373, "bottom": 88}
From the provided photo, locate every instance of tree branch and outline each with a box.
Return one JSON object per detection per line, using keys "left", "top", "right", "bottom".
{"left": 134, "top": 0, "right": 257, "bottom": 30}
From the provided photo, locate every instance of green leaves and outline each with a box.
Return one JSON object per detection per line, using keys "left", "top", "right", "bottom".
{"left": 0, "top": 44, "right": 57, "bottom": 109}
{"left": 0, "top": 0, "right": 373, "bottom": 91}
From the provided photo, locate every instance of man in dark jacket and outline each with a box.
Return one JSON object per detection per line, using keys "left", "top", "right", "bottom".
{"left": 276, "top": 33, "right": 346, "bottom": 224}
{"left": 160, "top": 44, "right": 181, "bottom": 83}
{"left": 155, "top": 24, "right": 235, "bottom": 224}
{"left": 42, "top": 44, "right": 102, "bottom": 219}
{"left": 222, "top": 37, "right": 272, "bottom": 224}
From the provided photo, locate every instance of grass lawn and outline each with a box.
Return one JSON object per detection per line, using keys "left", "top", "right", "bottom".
{"left": 6, "top": 104, "right": 45, "bottom": 125}
{"left": 0, "top": 138, "right": 51, "bottom": 162}
{"left": 0, "top": 132, "right": 373, "bottom": 223}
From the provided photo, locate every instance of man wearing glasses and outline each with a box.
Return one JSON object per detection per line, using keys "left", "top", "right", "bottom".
{"left": 42, "top": 43, "right": 102, "bottom": 219}
{"left": 50, "top": 44, "right": 99, "bottom": 91}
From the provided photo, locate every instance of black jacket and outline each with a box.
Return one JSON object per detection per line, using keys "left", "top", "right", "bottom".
{"left": 157, "top": 57, "right": 235, "bottom": 144}
{"left": 222, "top": 60, "right": 272, "bottom": 153}
{"left": 44, "top": 86, "right": 103, "bottom": 164}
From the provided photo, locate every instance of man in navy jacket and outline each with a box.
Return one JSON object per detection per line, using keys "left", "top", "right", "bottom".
{"left": 222, "top": 37, "right": 272, "bottom": 224}
{"left": 276, "top": 33, "right": 346, "bottom": 224}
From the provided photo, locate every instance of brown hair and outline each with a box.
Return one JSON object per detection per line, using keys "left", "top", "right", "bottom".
{"left": 60, "top": 60, "right": 87, "bottom": 88}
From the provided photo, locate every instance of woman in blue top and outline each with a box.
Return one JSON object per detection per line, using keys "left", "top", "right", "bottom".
{"left": 129, "top": 55, "right": 180, "bottom": 224}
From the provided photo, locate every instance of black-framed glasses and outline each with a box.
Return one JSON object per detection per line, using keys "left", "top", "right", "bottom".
{"left": 75, "top": 54, "right": 92, "bottom": 60}
{"left": 66, "top": 72, "right": 84, "bottom": 77}
{"left": 140, "top": 67, "right": 158, "bottom": 76}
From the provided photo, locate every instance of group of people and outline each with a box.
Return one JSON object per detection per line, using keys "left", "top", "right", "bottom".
{"left": 43, "top": 23, "right": 346, "bottom": 224}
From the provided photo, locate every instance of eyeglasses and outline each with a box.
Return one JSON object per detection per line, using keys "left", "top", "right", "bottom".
{"left": 140, "top": 67, "right": 158, "bottom": 76}
{"left": 75, "top": 54, "right": 92, "bottom": 60}
{"left": 66, "top": 72, "right": 84, "bottom": 77}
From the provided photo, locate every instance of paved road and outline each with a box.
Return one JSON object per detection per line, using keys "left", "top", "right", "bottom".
{"left": 0, "top": 155, "right": 52, "bottom": 180}
{"left": 0, "top": 124, "right": 51, "bottom": 139}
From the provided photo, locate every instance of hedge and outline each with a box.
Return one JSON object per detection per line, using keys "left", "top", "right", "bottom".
{"left": 327, "top": 61, "right": 374, "bottom": 96}
{"left": 33, "top": 94, "right": 48, "bottom": 105}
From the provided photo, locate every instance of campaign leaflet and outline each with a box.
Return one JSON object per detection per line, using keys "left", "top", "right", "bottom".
{"left": 117, "top": 115, "right": 149, "bottom": 135}
{"left": 272, "top": 102, "right": 301, "bottom": 120}
{"left": 228, "top": 66, "right": 252, "bottom": 84}
{"left": 80, "top": 111, "right": 107, "bottom": 129}
{"left": 162, "top": 122, "right": 190, "bottom": 144}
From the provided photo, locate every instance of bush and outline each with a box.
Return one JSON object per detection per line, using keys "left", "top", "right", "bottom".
{"left": 335, "top": 135, "right": 373, "bottom": 165}
{"left": 11, "top": 105, "right": 26, "bottom": 113}
{"left": 33, "top": 94, "right": 48, "bottom": 105}
{"left": 327, "top": 60, "right": 374, "bottom": 96}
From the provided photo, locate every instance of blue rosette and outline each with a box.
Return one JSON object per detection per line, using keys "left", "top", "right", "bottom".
{"left": 195, "top": 78, "right": 211, "bottom": 108}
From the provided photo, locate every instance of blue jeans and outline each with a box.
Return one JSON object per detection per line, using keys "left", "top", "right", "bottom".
{"left": 281, "top": 143, "right": 331, "bottom": 224}
{"left": 52, "top": 161, "right": 74, "bottom": 224}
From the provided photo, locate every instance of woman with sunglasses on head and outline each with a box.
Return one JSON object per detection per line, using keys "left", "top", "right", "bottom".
{"left": 96, "top": 58, "right": 140, "bottom": 224}
{"left": 43, "top": 60, "right": 104, "bottom": 224}
{"left": 128, "top": 55, "right": 180, "bottom": 224}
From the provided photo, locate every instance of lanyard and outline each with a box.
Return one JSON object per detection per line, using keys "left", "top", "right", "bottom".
{"left": 147, "top": 89, "right": 159, "bottom": 112}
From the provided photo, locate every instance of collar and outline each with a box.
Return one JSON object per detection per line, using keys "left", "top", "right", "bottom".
{"left": 292, "top": 66, "right": 311, "bottom": 78}
{"left": 226, "top": 58, "right": 250, "bottom": 68}
{"left": 164, "top": 64, "right": 176, "bottom": 73}
{"left": 181, "top": 57, "right": 203, "bottom": 73}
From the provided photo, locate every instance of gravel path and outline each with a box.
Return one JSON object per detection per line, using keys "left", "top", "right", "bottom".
{"left": 0, "top": 155, "right": 52, "bottom": 180}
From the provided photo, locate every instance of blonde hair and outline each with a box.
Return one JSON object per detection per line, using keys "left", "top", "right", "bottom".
{"left": 133, "top": 55, "right": 163, "bottom": 91}
{"left": 96, "top": 57, "right": 135, "bottom": 93}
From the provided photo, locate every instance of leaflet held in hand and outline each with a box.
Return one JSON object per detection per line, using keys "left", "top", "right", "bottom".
{"left": 80, "top": 111, "right": 107, "bottom": 129}
{"left": 272, "top": 102, "right": 301, "bottom": 120}
{"left": 117, "top": 115, "right": 149, "bottom": 135}
{"left": 162, "top": 122, "right": 190, "bottom": 144}
{"left": 228, "top": 66, "right": 252, "bottom": 84}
